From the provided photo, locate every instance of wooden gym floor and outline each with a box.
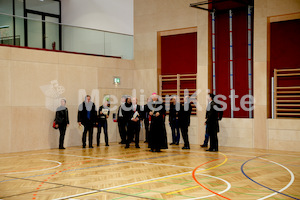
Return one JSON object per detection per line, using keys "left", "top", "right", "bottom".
{"left": 0, "top": 143, "right": 299, "bottom": 200}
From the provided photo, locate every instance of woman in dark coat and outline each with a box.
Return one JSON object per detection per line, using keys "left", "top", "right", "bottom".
{"left": 55, "top": 99, "right": 69, "bottom": 149}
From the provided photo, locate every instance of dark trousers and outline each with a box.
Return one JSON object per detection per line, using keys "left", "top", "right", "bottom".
{"left": 126, "top": 122, "right": 140, "bottom": 147}
{"left": 82, "top": 122, "right": 94, "bottom": 147}
{"left": 207, "top": 122, "right": 218, "bottom": 150}
{"left": 97, "top": 120, "right": 108, "bottom": 146}
{"left": 171, "top": 119, "right": 180, "bottom": 144}
{"left": 58, "top": 125, "right": 67, "bottom": 148}
{"left": 144, "top": 120, "right": 149, "bottom": 142}
{"left": 203, "top": 125, "right": 209, "bottom": 145}
{"left": 118, "top": 118, "right": 126, "bottom": 143}
{"left": 180, "top": 125, "right": 190, "bottom": 148}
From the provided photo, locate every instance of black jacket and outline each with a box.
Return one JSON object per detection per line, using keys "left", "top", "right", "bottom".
{"left": 179, "top": 102, "right": 192, "bottom": 127}
{"left": 98, "top": 105, "right": 110, "bottom": 121}
{"left": 117, "top": 103, "right": 126, "bottom": 120}
{"left": 77, "top": 101, "right": 97, "bottom": 125}
{"left": 169, "top": 103, "right": 180, "bottom": 123}
{"left": 55, "top": 106, "right": 69, "bottom": 125}
{"left": 205, "top": 101, "right": 223, "bottom": 132}
{"left": 128, "top": 104, "right": 142, "bottom": 123}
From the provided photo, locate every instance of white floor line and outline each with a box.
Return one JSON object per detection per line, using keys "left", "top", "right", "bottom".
{"left": 46, "top": 152, "right": 103, "bottom": 159}
{"left": 0, "top": 159, "right": 62, "bottom": 175}
{"left": 258, "top": 157, "right": 295, "bottom": 200}
{"left": 53, "top": 171, "right": 192, "bottom": 200}
{"left": 185, "top": 173, "right": 231, "bottom": 200}
{"left": 0, "top": 153, "right": 47, "bottom": 159}
{"left": 108, "top": 158, "right": 195, "bottom": 169}
{"left": 47, "top": 152, "right": 196, "bottom": 169}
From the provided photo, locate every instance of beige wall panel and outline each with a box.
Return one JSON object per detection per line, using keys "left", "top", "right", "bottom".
{"left": 134, "top": 0, "right": 157, "bottom": 17}
{"left": 266, "top": 0, "right": 300, "bottom": 17}
{"left": 11, "top": 48, "right": 58, "bottom": 64}
{"left": 220, "top": 118, "right": 253, "bottom": 129}
{"left": 58, "top": 53, "right": 101, "bottom": 67}
{"left": 133, "top": 68, "right": 157, "bottom": 98}
{"left": 153, "top": 1, "right": 197, "bottom": 31}
{"left": 10, "top": 107, "right": 53, "bottom": 152}
{"left": 98, "top": 68, "right": 133, "bottom": 89}
{"left": 219, "top": 128, "right": 253, "bottom": 148}
{"left": 269, "top": 130, "right": 300, "bottom": 151}
{"left": 11, "top": 61, "right": 58, "bottom": 107}
{"left": 197, "top": 25, "right": 208, "bottom": 67}
{"left": 134, "top": 33, "right": 157, "bottom": 70}
{"left": 253, "top": 62, "right": 267, "bottom": 106}
{"left": 59, "top": 53, "right": 133, "bottom": 70}
{"left": 134, "top": 15, "right": 156, "bottom": 34}
{"left": 253, "top": 105, "right": 268, "bottom": 149}
{"left": 268, "top": 119, "right": 300, "bottom": 130}
{"left": 253, "top": 21, "right": 267, "bottom": 63}
{"left": 0, "top": 60, "right": 11, "bottom": 107}
{"left": 0, "top": 107, "right": 11, "bottom": 153}
{"left": 57, "top": 65, "right": 98, "bottom": 107}
{"left": 197, "top": 67, "right": 209, "bottom": 105}
{"left": 0, "top": 46, "right": 11, "bottom": 60}
{"left": 115, "top": 59, "right": 134, "bottom": 70}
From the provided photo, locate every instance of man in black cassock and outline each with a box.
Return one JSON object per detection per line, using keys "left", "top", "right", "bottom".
{"left": 148, "top": 93, "right": 165, "bottom": 152}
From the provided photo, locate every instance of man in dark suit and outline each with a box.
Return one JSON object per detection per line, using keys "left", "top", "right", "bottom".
{"left": 169, "top": 96, "right": 180, "bottom": 145}
{"left": 179, "top": 96, "right": 192, "bottom": 149}
{"left": 78, "top": 95, "right": 97, "bottom": 148}
{"left": 205, "top": 93, "right": 223, "bottom": 152}
{"left": 126, "top": 97, "right": 142, "bottom": 148}
{"left": 97, "top": 100, "right": 110, "bottom": 147}
{"left": 117, "top": 96, "right": 127, "bottom": 144}
{"left": 55, "top": 99, "right": 69, "bottom": 149}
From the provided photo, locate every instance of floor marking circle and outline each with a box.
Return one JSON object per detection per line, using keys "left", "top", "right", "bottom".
{"left": 0, "top": 159, "right": 62, "bottom": 175}
{"left": 241, "top": 155, "right": 299, "bottom": 200}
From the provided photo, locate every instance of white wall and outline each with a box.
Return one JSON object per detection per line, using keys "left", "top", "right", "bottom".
{"left": 61, "top": 0, "right": 134, "bottom": 35}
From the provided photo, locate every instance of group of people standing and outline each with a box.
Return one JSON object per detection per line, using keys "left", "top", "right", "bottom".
{"left": 117, "top": 93, "right": 192, "bottom": 152}
{"left": 54, "top": 93, "right": 222, "bottom": 152}
{"left": 54, "top": 95, "right": 110, "bottom": 149}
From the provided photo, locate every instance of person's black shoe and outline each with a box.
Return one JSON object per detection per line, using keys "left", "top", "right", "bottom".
{"left": 59, "top": 147, "right": 65, "bottom": 149}
{"left": 211, "top": 149, "right": 218, "bottom": 152}
{"left": 135, "top": 146, "right": 140, "bottom": 148}
{"left": 175, "top": 142, "right": 179, "bottom": 145}
{"left": 206, "top": 149, "right": 212, "bottom": 151}
{"left": 105, "top": 144, "right": 109, "bottom": 146}
{"left": 182, "top": 146, "right": 190, "bottom": 149}
{"left": 170, "top": 143, "right": 175, "bottom": 145}
{"left": 125, "top": 145, "right": 129, "bottom": 149}
{"left": 89, "top": 146, "right": 94, "bottom": 148}
{"left": 155, "top": 150, "right": 162, "bottom": 152}
{"left": 200, "top": 144, "right": 208, "bottom": 147}
{"left": 97, "top": 144, "right": 100, "bottom": 147}
{"left": 82, "top": 146, "right": 86, "bottom": 148}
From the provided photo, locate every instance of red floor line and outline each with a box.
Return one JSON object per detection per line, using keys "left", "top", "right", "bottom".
{"left": 192, "top": 161, "right": 231, "bottom": 200}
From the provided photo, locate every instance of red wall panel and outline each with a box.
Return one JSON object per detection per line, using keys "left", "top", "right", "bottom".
{"left": 161, "top": 32, "right": 197, "bottom": 90}
{"left": 214, "top": 8, "right": 252, "bottom": 118}
{"left": 215, "top": 12, "right": 231, "bottom": 117}
{"left": 232, "top": 9, "right": 251, "bottom": 118}
{"left": 270, "top": 19, "right": 300, "bottom": 87}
